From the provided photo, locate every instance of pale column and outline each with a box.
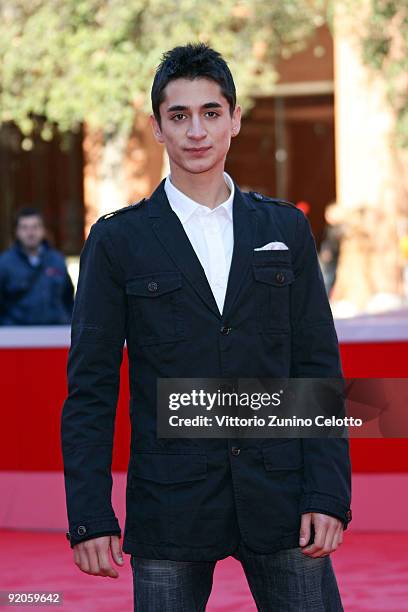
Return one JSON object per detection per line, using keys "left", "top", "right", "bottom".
{"left": 332, "top": 4, "right": 406, "bottom": 315}
{"left": 83, "top": 113, "right": 164, "bottom": 237}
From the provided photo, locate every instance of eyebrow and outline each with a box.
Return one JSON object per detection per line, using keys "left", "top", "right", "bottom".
{"left": 166, "top": 102, "right": 223, "bottom": 112}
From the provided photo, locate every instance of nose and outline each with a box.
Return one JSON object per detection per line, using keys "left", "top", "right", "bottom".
{"left": 186, "top": 116, "right": 207, "bottom": 140}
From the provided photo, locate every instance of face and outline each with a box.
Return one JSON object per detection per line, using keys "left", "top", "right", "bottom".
{"left": 150, "top": 77, "right": 241, "bottom": 176}
{"left": 15, "top": 216, "right": 45, "bottom": 250}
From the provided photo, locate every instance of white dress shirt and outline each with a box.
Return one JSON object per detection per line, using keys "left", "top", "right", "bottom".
{"left": 164, "top": 172, "right": 235, "bottom": 315}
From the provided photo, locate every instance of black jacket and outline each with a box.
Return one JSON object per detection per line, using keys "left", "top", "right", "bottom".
{"left": 61, "top": 179, "right": 352, "bottom": 562}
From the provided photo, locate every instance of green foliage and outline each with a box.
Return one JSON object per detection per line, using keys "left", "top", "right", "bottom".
{"left": 2, "top": 0, "right": 405, "bottom": 148}
{"left": 0, "top": 0, "right": 324, "bottom": 142}
{"left": 360, "top": 1, "right": 408, "bottom": 147}
{"left": 338, "top": 0, "right": 408, "bottom": 148}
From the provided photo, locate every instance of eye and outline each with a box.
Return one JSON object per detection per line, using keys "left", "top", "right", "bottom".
{"left": 171, "top": 113, "right": 186, "bottom": 121}
{"left": 205, "top": 111, "right": 219, "bottom": 118}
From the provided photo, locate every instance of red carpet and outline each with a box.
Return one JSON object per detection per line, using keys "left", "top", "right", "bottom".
{"left": 1, "top": 530, "right": 408, "bottom": 611}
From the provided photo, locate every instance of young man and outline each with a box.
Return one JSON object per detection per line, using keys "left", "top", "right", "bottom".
{"left": 0, "top": 207, "right": 74, "bottom": 325}
{"left": 61, "top": 43, "right": 352, "bottom": 611}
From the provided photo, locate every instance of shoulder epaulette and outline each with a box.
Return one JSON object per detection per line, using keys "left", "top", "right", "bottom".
{"left": 97, "top": 198, "right": 147, "bottom": 222}
{"left": 248, "top": 191, "right": 297, "bottom": 209}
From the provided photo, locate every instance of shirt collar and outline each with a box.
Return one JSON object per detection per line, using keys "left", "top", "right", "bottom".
{"left": 164, "top": 172, "right": 234, "bottom": 224}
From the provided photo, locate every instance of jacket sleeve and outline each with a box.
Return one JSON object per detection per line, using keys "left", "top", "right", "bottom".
{"left": 289, "top": 211, "right": 352, "bottom": 530}
{"left": 60, "top": 221, "right": 127, "bottom": 548}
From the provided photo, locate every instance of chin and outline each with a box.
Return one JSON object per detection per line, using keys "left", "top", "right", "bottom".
{"left": 183, "top": 157, "right": 222, "bottom": 175}
{"left": 186, "top": 164, "right": 214, "bottom": 174}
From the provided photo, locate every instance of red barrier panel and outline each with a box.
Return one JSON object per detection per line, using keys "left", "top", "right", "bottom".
{"left": 1, "top": 338, "right": 407, "bottom": 473}
{"left": 340, "top": 341, "right": 408, "bottom": 472}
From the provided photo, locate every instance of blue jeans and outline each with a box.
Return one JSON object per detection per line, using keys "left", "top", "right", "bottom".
{"left": 130, "top": 542, "right": 344, "bottom": 611}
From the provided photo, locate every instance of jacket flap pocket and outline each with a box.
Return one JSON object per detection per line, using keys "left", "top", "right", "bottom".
{"left": 126, "top": 272, "right": 182, "bottom": 297}
{"left": 262, "top": 440, "right": 303, "bottom": 470}
{"left": 130, "top": 453, "right": 207, "bottom": 484}
{"left": 253, "top": 266, "right": 295, "bottom": 287}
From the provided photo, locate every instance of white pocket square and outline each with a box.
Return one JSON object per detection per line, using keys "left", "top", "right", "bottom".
{"left": 254, "top": 241, "right": 289, "bottom": 251}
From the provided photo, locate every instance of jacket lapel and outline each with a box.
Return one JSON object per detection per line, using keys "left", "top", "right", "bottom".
{"left": 148, "top": 180, "right": 221, "bottom": 318}
{"left": 222, "top": 184, "right": 257, "bottom": 320}
{"left": 147, "top": 179, "right": 257, "bottom": 320}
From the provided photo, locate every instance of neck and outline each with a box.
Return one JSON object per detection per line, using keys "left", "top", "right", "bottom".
{"left": 23, "top": 245, "right": 41, "bottom": 257}
{"left": 168, "top": 162, "right": 230, "bottom": 209}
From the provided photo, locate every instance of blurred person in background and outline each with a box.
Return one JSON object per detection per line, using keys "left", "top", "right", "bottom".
{"left": 399, "top": 225, "right": 408, "bottom": 302}
{"left": 295, "top": 200, "right": 311, "bottom": 217}
{"left": 0, "top": 207, "right": 74, "bottom": 325}
{"left": 319, "top": 202, "right": 345, "bottom": 298}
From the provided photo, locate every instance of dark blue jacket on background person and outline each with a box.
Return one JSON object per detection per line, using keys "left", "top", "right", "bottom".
{"left": 0, "top": 239, "right": 74, "bottom": 325}
{"left": 61, "top": 180, "right": 352, "bottom": 561}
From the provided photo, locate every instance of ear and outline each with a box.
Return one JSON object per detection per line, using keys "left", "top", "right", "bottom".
{"left": 231, "top": 104, "right": 242, "bottom": 138}
{"left": 150, "top": 113, "right": 164, "bottom": 144}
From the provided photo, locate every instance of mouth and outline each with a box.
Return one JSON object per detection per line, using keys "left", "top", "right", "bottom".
{"left": 184, "top": 146, "right": 212, "bottom": 155}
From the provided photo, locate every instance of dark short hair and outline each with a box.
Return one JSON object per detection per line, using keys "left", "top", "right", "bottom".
{"left": 14, "top": 207, "right": 44, "bottom": 228}
{"left": 151, "top": 43, "right": 236, "bottom": 125}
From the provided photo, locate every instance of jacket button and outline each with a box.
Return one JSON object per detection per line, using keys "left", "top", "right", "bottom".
{"left": 148, "top": 281, "right": 158, "bottom": 292}
{"left": 220, "top": 326, "right": 232, "bottom": 335}
{"left": 231, "top": 446, "right": 241, "bottom": 456}
{"left": 77, "top": 525, "right": 87, "bottom": 536}
{"left": 275, "top": 272, "right": 285, "bottom": 284}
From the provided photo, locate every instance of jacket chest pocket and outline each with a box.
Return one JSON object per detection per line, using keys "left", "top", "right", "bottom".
{"left": 252, "top": 262, "right": 295, "bottom": 333}
{"left": 125, "top": 271, "right": 185, "bottom": 346}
